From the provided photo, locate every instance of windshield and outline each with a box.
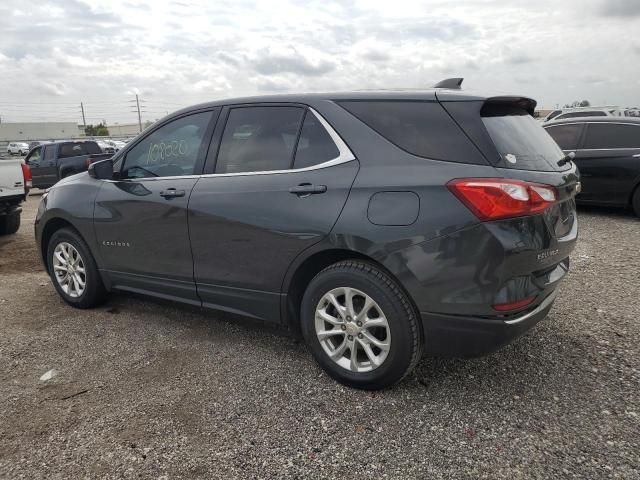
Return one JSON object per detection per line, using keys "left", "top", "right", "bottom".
{"left": 482, "top": 108, "right": 568, "bottom": 172}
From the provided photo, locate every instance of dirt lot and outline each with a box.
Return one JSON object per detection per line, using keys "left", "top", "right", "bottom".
{"left": 0, "top": 195, "right": 638, "bottom": 479}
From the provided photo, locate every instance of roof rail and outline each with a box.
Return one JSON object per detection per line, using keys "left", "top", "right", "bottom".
{"left": 434, "top": 78, "right": 463, "bottom": 89}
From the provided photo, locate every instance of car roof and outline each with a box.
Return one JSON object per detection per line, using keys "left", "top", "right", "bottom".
{"left": 544, "top": 116, "right": 640, "bottom": 126}
{"left": 168, "top": 88, "right": 536, "bottom": 116}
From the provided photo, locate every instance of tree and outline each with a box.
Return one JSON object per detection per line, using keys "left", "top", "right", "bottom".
{"left": 84, "top": 123, "right": 109, "bottom": 136}
{"left": 563, "top": 100, "right": 591, "bottom": 108}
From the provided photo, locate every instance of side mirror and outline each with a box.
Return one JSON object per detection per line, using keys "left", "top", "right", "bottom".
{"left": 88, "top": 159, "right": 114, "bottom": 180}
{"left": 567, "top": 152, "right": 576, "bottom": 160}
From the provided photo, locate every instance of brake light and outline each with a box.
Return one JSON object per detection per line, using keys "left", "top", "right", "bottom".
{"left": 447, "top": 178, "right": 557, "bottom": 221}
{"left": 493, "top": 296, "right": 536, "bottom": 312}
{"left": 21, "top": 163, "right": 32, "bottom": 192}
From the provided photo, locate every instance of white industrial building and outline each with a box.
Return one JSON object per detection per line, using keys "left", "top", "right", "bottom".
{"left": 0, "top": 122, "right": 80, "bottom": 142}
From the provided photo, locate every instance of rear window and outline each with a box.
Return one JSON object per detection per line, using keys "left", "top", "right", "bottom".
{"left": 58, "top": 142, "right": 102, "bottom": 158}
{"left": 583, "top": 123, "right": 640, "bottom": 149}
{"left": 482, "top": 106, "right": 567, "bottom": 171}
{"left": 339, "top": 100, "right": 482, "bottom": 163}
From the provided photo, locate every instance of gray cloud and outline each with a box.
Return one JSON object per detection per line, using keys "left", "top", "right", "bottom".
{"left": 599, "top": 0, "right": 640, "bottom": 17}
{"left": 504, "top": 54, "right": 537, "bottom": 65}
{"left": 253, "top": 49, "right": 337, "bottom": 76}
{"left": 360, "top": 49, "right": 391, "bottom": 63}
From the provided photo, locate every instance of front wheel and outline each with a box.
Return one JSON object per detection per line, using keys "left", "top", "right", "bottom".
{"left": 301, "top": 260, "right": 422, "bottom": 390}
{"left": 46, "top": 228, "right": 106, "bottom": 308}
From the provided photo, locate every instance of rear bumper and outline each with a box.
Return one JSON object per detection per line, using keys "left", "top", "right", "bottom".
{"left": 421, "top": 291, "right": 557, "bottom": 357}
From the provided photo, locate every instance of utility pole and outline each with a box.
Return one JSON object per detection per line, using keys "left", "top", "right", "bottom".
{"left": 135, "top": 94, "right": 142, "bottom": 133}
{"left": 80, "top": 102, "right": 87, "bottom": 130}
{"left": 129, "top": 94, "right": 146, "bottom": 132}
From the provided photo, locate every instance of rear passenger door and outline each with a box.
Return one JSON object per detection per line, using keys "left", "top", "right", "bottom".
{"left": 189, "top": 104, "right": 359, "bottom": 323}
{"left": 575, "top": 123, "right": 640, "bottom": 204}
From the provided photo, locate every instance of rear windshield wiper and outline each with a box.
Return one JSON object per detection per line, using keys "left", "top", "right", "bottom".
{"left": 557, "top": 152, "right": 575, "bottom": 167}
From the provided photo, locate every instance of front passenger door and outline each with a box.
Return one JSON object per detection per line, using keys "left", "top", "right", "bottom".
{"left": 93, "top": 109, "right": 218, "bottom": 303}
{"left": 29, "top": 145, "right": 58, "bottom": 188}
{"left": 25, "top": 146, "right": 43, "bottom": 185}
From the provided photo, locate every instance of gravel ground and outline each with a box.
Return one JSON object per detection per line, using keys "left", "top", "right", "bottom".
{"left": 0, "top": 195, "right": 639, "bottom": 479}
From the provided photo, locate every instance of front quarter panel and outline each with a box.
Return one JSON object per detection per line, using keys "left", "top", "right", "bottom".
{"left": 35, "top": 174, "right": 104, "bottom": 268}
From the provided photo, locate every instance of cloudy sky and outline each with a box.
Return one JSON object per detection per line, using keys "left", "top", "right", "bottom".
{"left": 0, "top": 0, "right": 639, "bottom": 124}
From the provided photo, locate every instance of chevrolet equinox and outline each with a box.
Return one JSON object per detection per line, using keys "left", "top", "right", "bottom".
{"left": 35, "top": 79, "right": 579, "bottom": 389}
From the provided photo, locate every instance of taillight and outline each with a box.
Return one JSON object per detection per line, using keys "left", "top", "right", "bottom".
{"left": 21, "top": 163, "right": 32, "bottom": 192}
{"left": 447, "top": 178, "right": 557, "bottom": 221}
{"left": 493, "top": 296, "right": 536, "bottom": 312}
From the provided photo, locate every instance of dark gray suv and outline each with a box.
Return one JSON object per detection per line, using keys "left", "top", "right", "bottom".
{"left": 35, "top": 80, "right": 579, "bottom": 389}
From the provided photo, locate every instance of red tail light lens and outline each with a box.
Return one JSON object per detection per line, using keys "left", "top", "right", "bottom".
{"left": 21, "top": 163, "right": 32, "bottom": 191}
{"left": 493, "top": 296, "right": 536, "bottom": 312}
{"left": 447, "top": 178, "right": 557, "bottom": 221}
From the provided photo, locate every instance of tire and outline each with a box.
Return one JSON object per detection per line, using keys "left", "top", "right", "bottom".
{"left": 632, "top": 186, "right": 640, "bottom": 217}
{"left": 0, "top": 212, "right": 20, "bottom": 235}
{"left": 46, "top": 227, "right": 106, "bottom": 308}
{"left": 301, "top": 260, "right": 422, "bottom": 390}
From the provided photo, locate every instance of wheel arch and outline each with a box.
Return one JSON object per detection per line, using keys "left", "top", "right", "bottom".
{"left": 281, "top": 247, "right": 421, "bottom": 337}
{"left": 39, "top": 217, "right": 85, "bottom": 274}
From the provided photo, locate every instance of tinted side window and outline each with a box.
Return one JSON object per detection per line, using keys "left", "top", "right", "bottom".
{"left": 293, "top": 112, "right": 340, "bottom": 169}
{"left": 583, "top": 123, "right": 640, "bottom": 149}
{"left": 339, "top": 100, "right": 478, "bottom": 162}
{"left": 43, "top": 145, "right": 56, "bottom": 161}
{"left": 123, "top": 111, "right": 213, "bottom": 178}
{"left": 216, "top": 107, "right": 304, "bottom": 174}
{"left": 545, "top": 124, "right": 583, "bottom": 150}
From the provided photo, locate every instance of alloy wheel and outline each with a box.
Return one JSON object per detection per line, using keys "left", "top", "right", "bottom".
{"left": 52, "top": 242, "right": 86, "bottom": 298}
{"left": 315, "top": 287, "right": 391, "bottom": 373}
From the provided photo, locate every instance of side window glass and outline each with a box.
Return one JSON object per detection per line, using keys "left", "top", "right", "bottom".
{"left": 215, "top": 106, "right": 304, "bottom": 174}
{"left": 293, "top": 112, "right": 340, "bottom": 169}
{"left": 545, "top": 125, "right": 582, "bottom": 150}
{"left": 122, "top": 111, "right": 213, "bottom": 179}
{"left": 43, "top": 145, "right": 56, "bottom": 162}
{"left": 26, "top": 147, "right": 42, "bottom": 163}
{"left": 583, "top": 124, "right": 640, "bottom": 149}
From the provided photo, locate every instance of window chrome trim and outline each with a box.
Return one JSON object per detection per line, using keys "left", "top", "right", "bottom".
{"left": 573, "top": 148, "right": 640, "bottom": 152}
{"left": 109, "top": 107, "right": 356, "bottom": 182}
{"left": 545, "top": 121, "right": 640, "bottom": 128}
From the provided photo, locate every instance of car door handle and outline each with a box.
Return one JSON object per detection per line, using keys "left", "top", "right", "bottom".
{"left": 160, "top": 188, "right": 185, "bottom": 198}
{"left": 633, "top": 153, "right": 640, "bottom": 158}
{"left": 289, "top": 183, "right": 327, "bottom": 196}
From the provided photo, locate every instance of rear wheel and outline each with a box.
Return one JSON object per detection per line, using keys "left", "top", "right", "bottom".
{"left": 632, "top": 186, "right": 640, "bottom": 217}
{"left": 301, "top": 260, "right": 422, "bottom": 390}
{"left": 46, "top": 228, "right": 106, "bottom": 308}
{"left": 0, "top": 212, "right": 20, "bottom": 235}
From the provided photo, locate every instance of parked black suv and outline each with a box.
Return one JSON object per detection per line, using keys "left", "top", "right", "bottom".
{"left": 544, "top": 117, "right": 640, "bottom": 216}
{"left": 35, "top": 81, "right": 579, "bottom": 389}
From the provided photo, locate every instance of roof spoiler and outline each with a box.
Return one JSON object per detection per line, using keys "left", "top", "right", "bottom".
{"left": 434, "top": 78, "right": 463, "bottom": 89}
